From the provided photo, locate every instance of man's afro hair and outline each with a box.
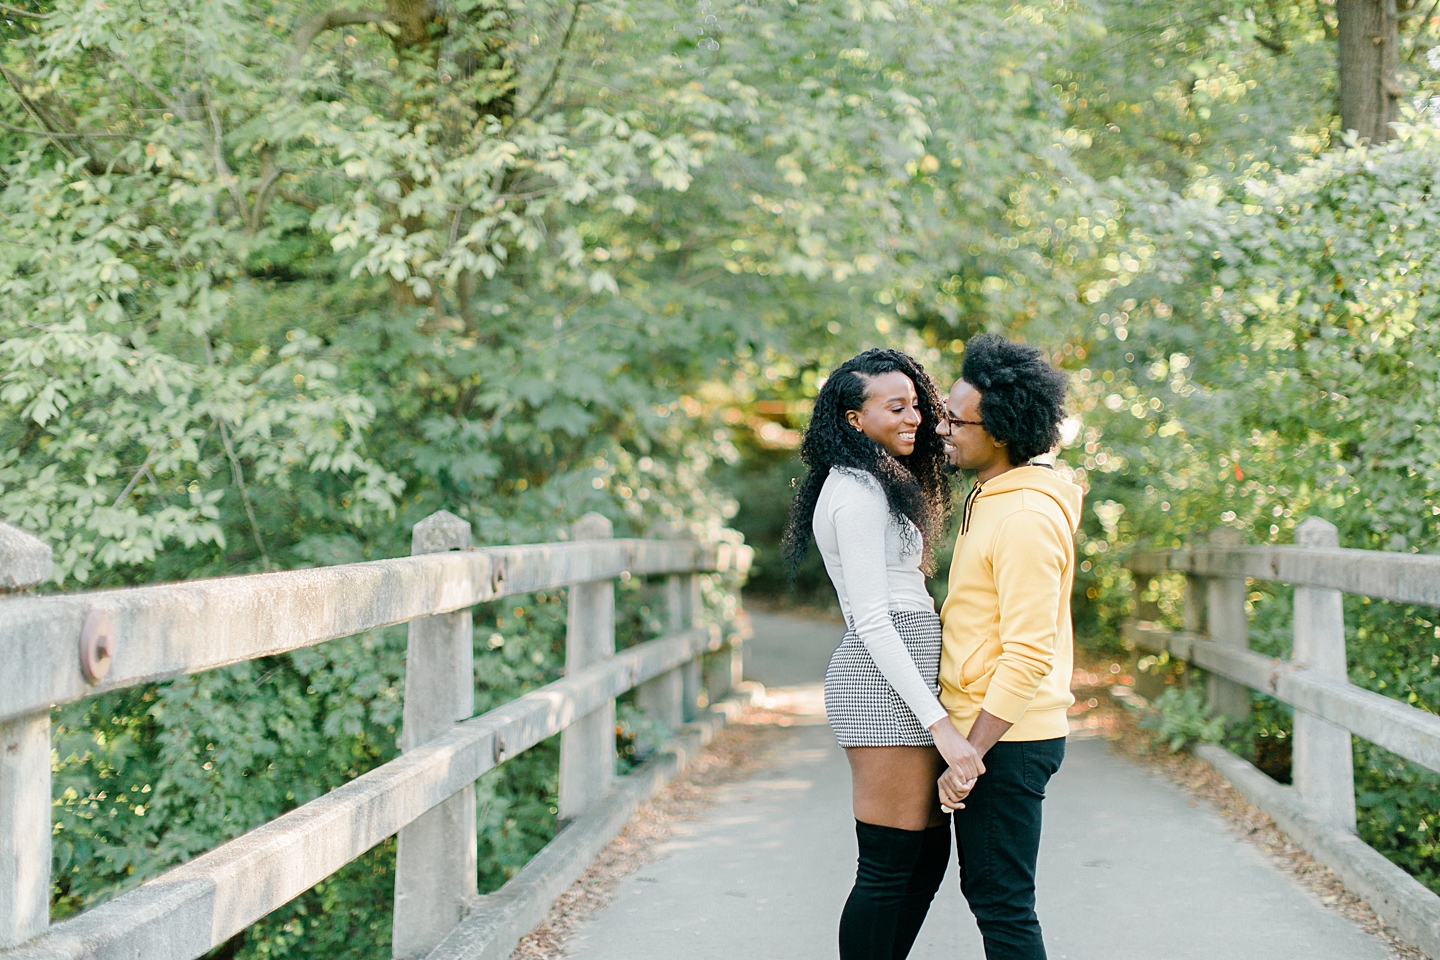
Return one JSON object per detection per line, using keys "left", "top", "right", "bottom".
{"left": 961, "top": 334, "right": 1069, "bottom": 464}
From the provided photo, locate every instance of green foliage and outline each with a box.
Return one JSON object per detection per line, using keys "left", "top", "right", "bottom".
{"left": 15, "top": 0, "right": 1440, "bottom": 943}
{"left": 1356, "top": 742, "right": 1440, "bottom": 894}
{"left": 50, "top": 629, "right": 407, "bottom": 919}
{"left": 1139, "top": 686, "right": 1227, "bottom": 753}
{"left": 1062, "top": 71, "right": 1440, "bottom": 896}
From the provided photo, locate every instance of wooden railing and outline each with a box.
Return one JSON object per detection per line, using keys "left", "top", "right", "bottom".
{"left": 1123, "top": 518, "right": 1440, "bottom": 954}
{"left": 0, "top": 510, "right": 743, "bottom": 960}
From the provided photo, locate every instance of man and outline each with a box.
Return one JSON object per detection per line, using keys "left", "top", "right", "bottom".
{"left": 933, "top": 333, "right": 1081, "bottom": 960}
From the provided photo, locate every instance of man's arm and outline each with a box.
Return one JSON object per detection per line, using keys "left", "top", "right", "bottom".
{"left": 978, "top": 509, "right": 1069, "bottom": 726}
{"left": 967, "top": 709, "right": 1013, "bottom": 756}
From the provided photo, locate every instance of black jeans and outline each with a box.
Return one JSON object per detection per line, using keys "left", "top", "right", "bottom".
{"left": 952, "top": 737, "right": 1066, "bottom": 960}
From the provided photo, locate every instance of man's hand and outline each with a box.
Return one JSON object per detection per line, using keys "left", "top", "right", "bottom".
{"left": 938, "top": 766, "right": 974, "bottom": 812}
{"left": 928, "top": 715, "right": 985, "bottom": 783}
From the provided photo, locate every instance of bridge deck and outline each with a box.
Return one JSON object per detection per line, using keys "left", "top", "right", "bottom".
{"left": 560, "top": 612, "right": 1397, "bottom": 960}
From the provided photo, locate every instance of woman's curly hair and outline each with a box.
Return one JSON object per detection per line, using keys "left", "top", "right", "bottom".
{"left": 782, "top": 348, "right": 951, "bottom": 576}
{"left": 961, "top": 333, "right": 1069, "bottom": 464}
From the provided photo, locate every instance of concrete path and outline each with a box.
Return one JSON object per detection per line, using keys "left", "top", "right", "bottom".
{"left": 742, "top": 610, "right": 845, "bottom": 686}
{"left": 562, "top": 612, "right": 1396, "bottom": 960}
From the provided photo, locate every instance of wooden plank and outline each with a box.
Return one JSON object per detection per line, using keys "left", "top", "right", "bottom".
{"left": 1278, "top": 673, "right": 1440, "bottom": 778}
{"left": 0, "top": 626, "right": 716, "bottom": 960}
{"left": 1125, "top": 550, "right": 1175, "bottom": 577}
{"left": 0, "top": 540, "right": 714, "bottom": 724}
{"left": 1122, "top": 621, "right": 1440, "bottom": 774}
{"left": 1129, "top": 545, "right": 1440, "bottom": 606}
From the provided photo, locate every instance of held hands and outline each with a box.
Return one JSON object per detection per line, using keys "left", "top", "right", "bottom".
{"left": 928, "top": 715, "right": 985, "bottom": 813}
{"left": 937, "top": 766, "right": 975, "bottom": 812}
{"left": 927, "top": 712, "right": 1016, "bottom": 813}
{"left": 927, "top": 716, "right": 985, "bottom": 783}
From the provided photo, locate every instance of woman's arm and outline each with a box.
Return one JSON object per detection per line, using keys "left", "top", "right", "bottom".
{"left": 829, "top": 474, "right": 949, "bottom": 729}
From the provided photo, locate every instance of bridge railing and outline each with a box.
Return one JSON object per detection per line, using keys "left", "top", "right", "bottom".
{"left": 1122, "top": 517, "right": 1440, "bottom": 954}
{"left": 0, "top": 510, "right": 743, "bottom": 960}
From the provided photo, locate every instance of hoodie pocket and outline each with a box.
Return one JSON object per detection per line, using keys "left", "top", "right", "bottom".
{"left": 958, "top": 636, "right": 998, "bottom": 691}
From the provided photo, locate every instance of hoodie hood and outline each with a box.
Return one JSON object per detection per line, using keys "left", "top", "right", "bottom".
{"left": 965, "top": 464, "right": 1083, "bottom": 535}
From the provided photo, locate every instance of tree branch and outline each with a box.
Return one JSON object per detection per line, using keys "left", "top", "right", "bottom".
{"left": 0, "top": 3, "right": 43, "bottom": 17}
{"left": 218, "top": 418, "right": 271, "bottom": 569}
{"left": 1254, "top": 31, "right": 1287, "bottom": 54}
{"left": 112, "top": 447, "right": 158, "bottom": 509}
{"left": 289, "top": 9, "right": 390, "bottom": 77}
{"left": 512, "top": 0, "right": 583, "bottom": 125}
{"left": 248, "top": 152, "right": 282, "bottom": 233}
{"left": 203, "top": 334, "right": 271, "bottom": 570}
{"left": 1406, "top": 0, "right": 1440, "bottom": 59}
{"left": 0, "top": 65, "right": 78, "bottom": 160}
{"left": 278, "top": 187, "right": 320, "bottom": 211}
{"left": 202, "top": 82, "right": 250, "bottom": 222}
{"left": 0, "top": 118, "right": 127, "bottom": 138}
{"left": 102, "top": 51, "right": 189, "bottom": 120}
{"left": 384, "top": 0, "right": 438, "bottom": 51}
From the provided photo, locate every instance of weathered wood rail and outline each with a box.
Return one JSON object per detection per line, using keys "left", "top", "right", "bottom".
{"left": 0, "top": 511, "right": 743, "bottom": 960}
{"left": 1125, "top": 518, "right": 1440, "bottom": 956}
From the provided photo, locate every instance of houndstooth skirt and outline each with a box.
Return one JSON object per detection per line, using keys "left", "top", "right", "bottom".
{"left": 824, "top": 609, "right": 943, "bottom": 748}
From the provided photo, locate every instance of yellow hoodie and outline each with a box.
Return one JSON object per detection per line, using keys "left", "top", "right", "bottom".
{"left": 938, "top": 464, "right": 1083, "bottom": 742}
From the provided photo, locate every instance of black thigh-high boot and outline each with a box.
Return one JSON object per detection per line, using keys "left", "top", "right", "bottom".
{"left": 839, "top": 820, "right": 925, "bottom": 960}
{"left": 890, "top": 822, "right": 951, "bottom": 959}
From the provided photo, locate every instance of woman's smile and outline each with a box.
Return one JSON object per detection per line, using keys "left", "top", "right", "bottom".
{"left": 847, "top": 370, "right": 924, "bottom": 459}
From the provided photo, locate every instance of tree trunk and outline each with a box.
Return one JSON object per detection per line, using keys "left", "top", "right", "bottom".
{"left": 1337, "top": 0, "right": 1401, "bottom": 143}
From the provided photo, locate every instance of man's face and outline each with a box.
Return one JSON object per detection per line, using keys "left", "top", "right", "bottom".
{"left": 937, "top": 379, "right": 1007, "bottom": 474}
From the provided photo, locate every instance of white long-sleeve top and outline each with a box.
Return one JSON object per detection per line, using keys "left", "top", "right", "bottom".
{"left": 812, "top": 467, "right": 949, "bottom": 729}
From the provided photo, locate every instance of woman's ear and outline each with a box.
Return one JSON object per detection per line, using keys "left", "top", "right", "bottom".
{"left": 845, "top": 408, "right": 863, "bottom": 431}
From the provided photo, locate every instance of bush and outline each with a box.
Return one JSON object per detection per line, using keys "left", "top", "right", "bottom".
{"left": 1139, "top": 687, "right": 1227, "bottom": 754}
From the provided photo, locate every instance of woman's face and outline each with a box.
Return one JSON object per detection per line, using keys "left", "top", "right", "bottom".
{"left": 845, "top": 370, "right": 923, "bottom": 458}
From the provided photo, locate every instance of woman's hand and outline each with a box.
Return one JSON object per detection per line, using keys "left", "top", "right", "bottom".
{"left": 938, "top": 765, "right": 975, "bottom": 812}
{"left": 928, "top": 715, "right": 986, "bottom": 783}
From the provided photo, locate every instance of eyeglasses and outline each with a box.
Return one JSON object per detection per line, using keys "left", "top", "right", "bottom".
{"left": 940, "top": 410, "right": 984, "bottom": 430}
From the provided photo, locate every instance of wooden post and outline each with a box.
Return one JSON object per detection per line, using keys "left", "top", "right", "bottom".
{"left": 668, "top": 572, "right": 703, "bottom": 722}
{"left": 1182, "top": 571, "right": 1208, "bottom": 636}
{"left": 704, "top": 634, "right": 741, "bottom": 705}
{"left": 393, "top": 511, "right": 477, "bottom": 960}
{"left": 713, "top": 633, "right": 743, "bottom": 700}
{"left": 1205, "top": 528, "right": 1251, "bottom": 722}
{"left": 558, "top": 513, "right": 616, "bottom": 821}
{"left": 1292, "top": 517, "right": 1357, "bottom": 830}
{"left": 0, "top": 522, "right": 53, "bottom": 948}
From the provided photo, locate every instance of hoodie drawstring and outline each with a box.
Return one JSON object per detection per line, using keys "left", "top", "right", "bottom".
{"left": 961, "top": 462, "right": 1055, "bottom": 535}
{"left": 961, "top": 480, "right": 983, "bottom": 535}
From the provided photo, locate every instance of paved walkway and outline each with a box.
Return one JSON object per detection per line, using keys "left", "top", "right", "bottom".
{"left": 563, "top": 612, "right": 1396, "bottom": 960}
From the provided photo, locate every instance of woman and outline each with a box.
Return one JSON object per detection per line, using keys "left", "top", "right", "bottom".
{"left": 782, "top": 348, "right": 984, "bottom": 960}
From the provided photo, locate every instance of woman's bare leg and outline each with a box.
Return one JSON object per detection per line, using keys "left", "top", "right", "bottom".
{"left": 838, "top": 745, "right": 951, "bottom": 959}
{"left": 846, "top": 745, "right": 948, "bottom": 829}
